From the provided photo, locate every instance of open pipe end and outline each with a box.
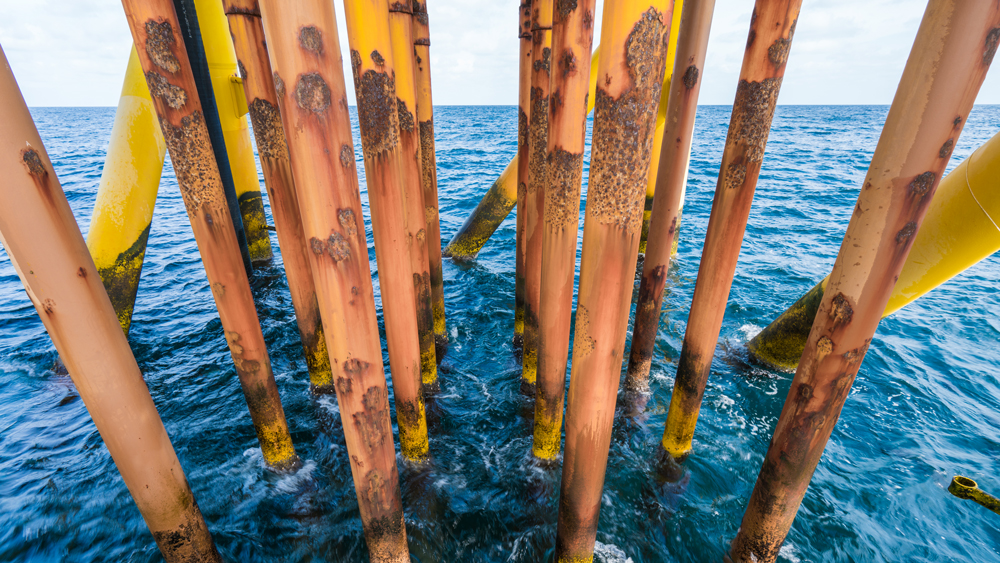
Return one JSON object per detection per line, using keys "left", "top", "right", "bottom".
{"left": 950, "top": 475, "right": 979, "bottom": 500}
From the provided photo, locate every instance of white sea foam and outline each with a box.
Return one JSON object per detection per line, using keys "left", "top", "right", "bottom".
{"left": 593, "top": 541, "right": 634, "bottom": 563}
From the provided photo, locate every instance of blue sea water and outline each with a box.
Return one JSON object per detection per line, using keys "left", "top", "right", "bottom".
{"left": 1, "top": 104, "right": 999, "bottom": 563}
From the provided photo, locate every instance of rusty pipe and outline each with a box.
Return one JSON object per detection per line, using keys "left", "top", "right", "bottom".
{"left": 0, "top": 42, "right": 220, "bottom": 563}
{"left": 514, "top": 0, "right": 533, "bottom": 355}
{"left": 521, "top": 0, "right": 554, "bottom": 390}
{"left": 729, "top": 2, "right": 1000, "bottom": 561}
{"left": 555, "top": 0, "right": 674, "bottom": 560}
{"left": 532, "top": 0, "right": 598, "bottom": 461}
{"left": 257, "top": 0, "right": 411, "bottom": 558}
{"left": 411, "top": 0, "right": 448, "bottom": 360}
{"left": 661, "top": 0, "right": 801, "bottom": 460}
{"left": 120, "top": 0, "right": 299, "bottom": 470}
{"left": 389, "top": 0, "right": 438, "bottom": 389}
{"left": 223, "top": 0, "right": 333, "bottom": 391}
{"left": 625, "top": 0, "right": 716, "bottom": 395}
{"left": 342, "top": 0, "right": 430, "bottom": 462}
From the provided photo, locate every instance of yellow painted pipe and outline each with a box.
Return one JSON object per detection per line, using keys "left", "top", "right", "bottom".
{"left": 86, "top": 46, "right": 166, "bottom": 335}
{"left": 193, "top": 0, "right": 273, "bottom": 264}
{"left": 749, "top": 128, "right": 1000, "bottom": 371}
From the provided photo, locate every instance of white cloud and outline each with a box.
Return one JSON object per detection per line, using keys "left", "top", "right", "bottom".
{"left": 1, "top": 0, "right": 999, "bottom": 106}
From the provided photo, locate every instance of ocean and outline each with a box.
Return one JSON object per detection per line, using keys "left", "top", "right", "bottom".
{"left": 1, "top": 105, "right": 998, "bottom": 562}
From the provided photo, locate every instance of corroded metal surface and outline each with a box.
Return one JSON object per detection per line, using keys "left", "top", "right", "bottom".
{"left": 258, "top": 0, "right": 410, "bottom": 559}
{"left": 411, "top": 0, "right": 448, "bottom": 359}
{"left": 122, "top": 0, "right": 298, "bottom": 470}
{"left": 625, "top": 0, "right": 716, "bottom": 396}
{"left": 342, "top": 0, "right": 430, "bottom": 462}
{"left": 730, "top": 2, "right": 1000, "bottom": 561}
{"left": 0, "top": 43, "right": 220, "bottom": 563}
{"left": 555, "top": 2, "right": 673, "bottom": 561}
{"left": 514, "top": 0, "right": 533, "bottom": 354}
{"left": 389, "top": 1, "right": 438, "bottom": 388}
{"left": 532, "top": 0, "right": 597, "bottom": 461}
{"left": 662, "top": 0, "right": 801, "bottom": 460}
{"left": 224, "top": 0, "right": 333, "bottom": 391}
{"left": 521, "top": 0, "right": 554, "bottom": 389}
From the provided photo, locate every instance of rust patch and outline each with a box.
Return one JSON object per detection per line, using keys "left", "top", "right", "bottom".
{"left": 583, "top": 9, "right": 594, "bottom": 29}
{"left": 939, "top": 138, "right": 954, "bottom": 159}
{"left": 767, "top": 20, "right": 795, "bottom": 67}
{"left": 327, "top": 232, "right": 351, "bottom": 261}
{"left": 159, "top": 112, "right": 223, "bottom": 214}
{"left": 533, "top": 46, "right": 552, "bottom": 73}
{"left": 985, "top": 28, "right": 1000, "bottom": 66}
{"left": 350, "top": 50, "right": 399, "bottom": 160}
{"left": 895, "top": 221, "right": 917, "bottom": 244}
{"left": 338, "top": 208, "right": 358, "bottom": 237}
{"left": 295, "top": 73, "right": 331, "bottom": 113}
{"left": 682, "top": 65, "right": 699, "bottom": 89}
{"left": 42, "top": 299, "right": 55, "bottom": 314}
{"left": 415, "top": 12, "right": 429, "bottom": 26}
{"left": 339, "top": 144, "right": 353, "bottom": 168}
{"left": 144, "top": 19, "right": 180, "bottom": 74}
{"left": 298, "top": 26, "right": 324, "bottom": 55}
{"left": 397, "top": 98, "right": 415, "bottom": 133}
{"left": 544, "top": 148, "right": 583, "bottom": 229}
{"left": 587, "top": 8, "right": 668, "bottom": 232}
{"left": 336, "top": 376, "right": 353, "bottom": 395}
{"left": 556, "top": 0, "right": 577, "bottom": 19}
{"left": 353, "top": 384, "right": 389, "bottom": 452}
{"left": 724, "top": 160, "right": 748, "bottom": 190}
{"left": 273, "top": 72, "right": 285, "bottom": 98}
{"left": 559, "top": 48, "right": 578, "bottom": 78}
{"left": 371, "top": 50, "right": 386, "bottom": 68}
{"left": 419, "top": 120, "right": 436, "bottom": 194}
{"left": 573, "top": 306, "right": 596, "bottom": 356}
{"left": 21, "top": 149, "right": 47, "bottom": 176}
{"left": 77, "top": 267, "right": 87, "bottom": 278}
{"left": 954, "top": 116, "right": 963, "bottom": 127}
{"left": 237, "top": 60, "right": 247, "bottom": 81}
{"left": 415, "top": 37, "right": 430, "bottom": 46}
{"left": 247, "top": 98, "right": 288, "bottom": 160}
{"left": 829, "top": 292, "right": 854, "bottom": 326}
{"left": 310, "top": 237, "right": 325, "bottom": 254}
{"left": 388, "top": 1, "right": 409, "bottom": 12}
{"left": 528, "top": 86, "right": 549, "bottom": 196}
{"left": 145, "top": 71, "right": 187, "bottom": 110}
{"left": 908, "top": 171, "right": 935, "bottom": 199}
{"left": 728, "top": 78, "right": 781, "bottom": 163}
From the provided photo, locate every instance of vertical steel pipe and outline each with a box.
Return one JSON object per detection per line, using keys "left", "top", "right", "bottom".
{"left": 411, "top": 0, "right": 448, "bottom": 359}
{"left": 555, "top": 0, "right": 673, "bottom": 559}
{"left": 389, "top": 1, "right": 438, "bottom": 389}
{"left": 625, "top": 0, "right": 716, "bottom": 393}
{"left": 638, "top": 3, "right": 685, "bottom": 255}
{"left": 521, "top": 0, "right": 554, "bottom": 390}
{"left": 532, "top": 0, "right": 598, "bottom": 460}
{"left": 120, "top": 0, "right": 299, "bottom": 470}
{"left": 514, "top": 0, "right": 533, "bottom": 354}
{"left": 223, "top": 0, "right": 333, "bottom": 390}
{"left": 258, "top": 0, "right": 411, "bottom": 557}
{"left": 662, "top": 0, "right": 801, "bottom": 459}
{"left": 191, "top": 0, "right": 274, "bottom": 265}
{"left": 342, "top": 0, "right": 430, "bottom": 461}
{"left": 0, "top": 43, "right": 220, "bottom": 562}
{"left": 86, "top": 46, "right": 166, "bottom": 336}
{"left": 730, "top": 2, "right": 1000, "bottom": 560}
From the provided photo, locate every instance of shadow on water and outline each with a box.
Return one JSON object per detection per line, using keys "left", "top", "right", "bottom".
{"left": 1, "top": 106, "right": 999, "bottom": 561}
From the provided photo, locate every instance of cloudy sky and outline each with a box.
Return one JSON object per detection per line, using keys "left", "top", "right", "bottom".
{"left": 1, "top": 0, "right": 999, "bottom": 107}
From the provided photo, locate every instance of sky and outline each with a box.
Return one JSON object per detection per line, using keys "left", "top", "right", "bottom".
{"left": 1, "top": 0, "right": 999, "bottom": 107}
